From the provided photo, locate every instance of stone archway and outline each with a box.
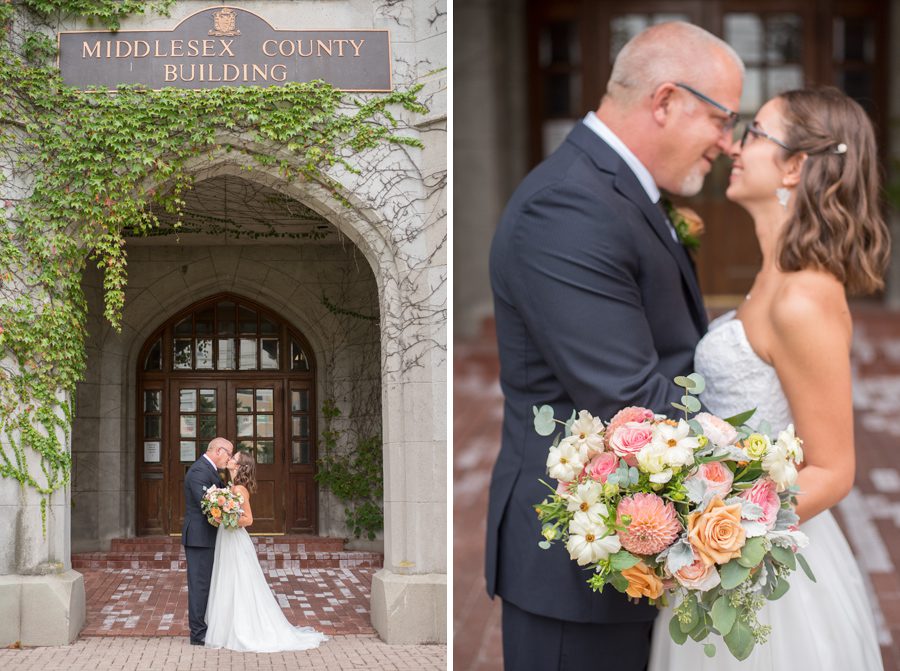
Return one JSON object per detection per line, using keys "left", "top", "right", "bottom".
{"left": 73, "top": 153, "right": 445, "bottom": 642}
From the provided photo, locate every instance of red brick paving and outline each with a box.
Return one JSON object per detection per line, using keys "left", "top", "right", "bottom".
{"left": 77, "top": 535, "right": 381, "bottom": 638}
{"left": 81, "top": 567, "right": 377, "bottom": 637}
{"left": 454, "top": 308, "right": 900, "bottom": 671}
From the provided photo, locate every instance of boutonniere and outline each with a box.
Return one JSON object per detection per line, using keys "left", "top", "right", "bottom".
{"left": 662, "top": 198, "right": 704, "bottom": 251}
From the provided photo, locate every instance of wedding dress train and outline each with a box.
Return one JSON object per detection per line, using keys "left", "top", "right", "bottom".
{"left": 649, "top": 311, "right": 883, "bottom": 671}
{"left": 205, "top": 524, "right": 327, "bottom": 653}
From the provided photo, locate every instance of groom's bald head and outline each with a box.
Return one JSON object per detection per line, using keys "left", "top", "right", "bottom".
{"left": 206, "top": 437, "right": 234, "bottom": 469}
{"left": 605, "top": 22, "right": 743, "bottom": 108}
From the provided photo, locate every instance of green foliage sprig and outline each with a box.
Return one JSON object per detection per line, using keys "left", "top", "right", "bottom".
{"left": 0, "top": 1, "right": 424, "bottom": 532}
{"left": 315, "top": 398, "right": 383, "bottom": 541}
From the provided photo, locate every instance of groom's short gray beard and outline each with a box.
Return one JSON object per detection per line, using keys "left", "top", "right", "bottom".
{"left": 678, "top": 167, "right": 706, "bottom": 197}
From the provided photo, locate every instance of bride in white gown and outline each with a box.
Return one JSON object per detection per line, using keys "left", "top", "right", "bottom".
{"left": 205, "top": 451, "right": 328, "bottom": 653}
{"left": 650, "top": 87, "right": 888, "bottom": 670}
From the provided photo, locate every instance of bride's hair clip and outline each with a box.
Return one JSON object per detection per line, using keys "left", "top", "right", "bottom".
{"left": 832, "top": 142, "right": 848, "bottom": 155}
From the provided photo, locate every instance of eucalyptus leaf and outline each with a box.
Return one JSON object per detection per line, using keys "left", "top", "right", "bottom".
{"left": 711, "top": 596, "right": 737, "bottom": 636}
{"left": 564, "top": 408, "right": 578, "bottom": 434}
{"left": 679, "top": 597, "right": 700, "bottom": 634}
{"left": 767, "top": 576, "right": 790, "bottom": 600}
{"left": 681, "top": 395, "right": 701, "bottom": 413}
{"left": 533, "top": 405, "right": 556, "bottom": 436}
{"left": 538, "top": 540, "right": 551, "bottom": 550}
{"left": 737, "top": 536, "right": 767, "bottom": 568}
{"left": 769, "top": 544, "right": 797, "bottom": 570}
{"left": 674, "top": 375, "right": 695, "bottom": 389}
{"left": 796, "top": 553, "right": 817, "bottom": 582}
{"left": 689, "top": 615, "right": 710, "bottom": 642}
{"left": 671, "top": 402, "right": 689, "bottom": 413}
{"left": 719, "top": 561, "right": 751, "bottom": 589}
{"left": 724, "top": 619, "right": 755, "bottom": 661}
{"left": 687, "top": 419, "right": 704, "bottom": 436}
{"left": 669, "top": 614, "right": 688, "bottom": 645}
{"left": 703, "top": 643, "right": 716, "bottom": 658}
{"left": 686, "top": 372, "right": 706, "bottom": 395}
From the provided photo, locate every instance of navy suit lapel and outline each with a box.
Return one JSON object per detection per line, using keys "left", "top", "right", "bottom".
{"left": 613, "top": 164, "right": 708, "bottom": 335}
{"left": 565, "top": 123, "right": 708, "bottom": 334}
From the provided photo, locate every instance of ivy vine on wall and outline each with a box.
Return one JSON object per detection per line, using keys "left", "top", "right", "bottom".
{"left": 0, "top": 0, "right": 425, "bottom": 533}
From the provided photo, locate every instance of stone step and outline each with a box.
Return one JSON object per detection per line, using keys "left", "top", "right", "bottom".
{"left": 73, "top": 535, "right": 381, "bottom": 570}
{"left": 71, "top": 552, "right": 382, "bottom": 570}
{"left": 109, "top": 535, "right": 346, "bottom": 553}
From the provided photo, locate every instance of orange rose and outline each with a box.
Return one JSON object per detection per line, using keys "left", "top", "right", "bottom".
{"left": 211, "top": 507, "right": 222, "bottom": 519}
{"left": 621, "top": 561, "right": 664, "bottom": 600}
{"left": 687, "top": 496, "right": 746, "bottom": 566}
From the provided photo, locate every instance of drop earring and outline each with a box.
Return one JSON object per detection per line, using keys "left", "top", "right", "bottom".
{"left": 775, "top": 187, "right": 791, "bottom": 209}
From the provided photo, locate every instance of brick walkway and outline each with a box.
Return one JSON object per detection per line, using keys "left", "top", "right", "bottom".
{"left": 81, "top": 567, "right": 377, "bottom": 637}
{"left": 454, "top": 307, "right": 900, "bottom": 671}
{"left": 75, "top": 535, "right": 381, "bottom": 637}
{"left": 0, "top": 635, "right": 447, "bottom": 670}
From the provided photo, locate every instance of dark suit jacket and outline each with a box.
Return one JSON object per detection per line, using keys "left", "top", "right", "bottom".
{"left": 181, "top": 455, "right": 221, "bottom": 548}
{"left": 486, "top": 122, "right": 708, "bottom": 623}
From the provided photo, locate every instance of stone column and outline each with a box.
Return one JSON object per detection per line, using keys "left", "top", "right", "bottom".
{"left": 0, "top": 392, "right": 85, "bottom": 647}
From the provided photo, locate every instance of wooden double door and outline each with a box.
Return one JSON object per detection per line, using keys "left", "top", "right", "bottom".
{"left": 137, "top": 294, "right": 318, "bottom": 536}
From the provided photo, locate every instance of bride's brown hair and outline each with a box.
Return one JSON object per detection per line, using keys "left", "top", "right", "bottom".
{"left": 232, "top": 451, "right": 258, "bottom": 493}
{"left": 776, "top": 87, "right": 889, "bottom": 294}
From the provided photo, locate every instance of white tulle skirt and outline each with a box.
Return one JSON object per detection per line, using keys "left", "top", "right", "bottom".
{"left": 649, "top": 510, "right": 883, "bottom": 670}
{"left": 205, "top": 526, "right": 328, "bottom": 653}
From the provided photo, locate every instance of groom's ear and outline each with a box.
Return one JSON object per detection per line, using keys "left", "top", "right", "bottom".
{"left": 781, "top": 152, "right": 807, "bottom": 188}
{"left": 651, "top": 83, "right": 676, "bottom": 126}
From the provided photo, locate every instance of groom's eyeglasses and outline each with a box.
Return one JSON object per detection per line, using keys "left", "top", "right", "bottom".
{"left": 674, "top": 83, "right": 740, "bottom": 132}
{"left": 740, "top": 121, "right": 796, "bottom": 152}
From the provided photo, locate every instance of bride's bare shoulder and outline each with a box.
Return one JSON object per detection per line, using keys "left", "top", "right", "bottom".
{"left": 770, "top": 270, "right": 850, "bottom": 344}
{"left": 231, "top": 484, "right": 250, "bottom": 498}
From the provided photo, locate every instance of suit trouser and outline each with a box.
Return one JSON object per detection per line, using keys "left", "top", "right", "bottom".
{"left": 184, "top": 545, "right": 215, "bottom": 643}
{"left": 502, "top": 599, "right": 654, "bottom": 671}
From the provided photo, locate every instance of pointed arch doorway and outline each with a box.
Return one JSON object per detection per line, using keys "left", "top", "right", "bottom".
{"left": 136, "top": 293, "right": 318, "bottom": 535}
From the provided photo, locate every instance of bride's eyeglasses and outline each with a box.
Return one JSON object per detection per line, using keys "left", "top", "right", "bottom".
{"left": 740, "top": 121, "right": 796, "bottom": 152}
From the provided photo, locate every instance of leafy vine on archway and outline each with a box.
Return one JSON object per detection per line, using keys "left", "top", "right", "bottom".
{"left": 0, "top": 1, "right": 426, "bottom": 531}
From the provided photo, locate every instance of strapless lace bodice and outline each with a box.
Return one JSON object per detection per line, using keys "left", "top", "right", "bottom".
{"left": 695, "top": 310, "right": 793, "bottom": 433}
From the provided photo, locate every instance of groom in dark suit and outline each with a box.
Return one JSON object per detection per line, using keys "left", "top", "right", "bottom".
{"left": 182, "top": 436, "right": 233, "bottom": 645}
{"left": 487, "top": 22, "right": 744, "bottom": 670}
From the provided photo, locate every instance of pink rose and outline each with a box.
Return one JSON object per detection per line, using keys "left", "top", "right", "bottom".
{"left": 609, "top": 422, "right": 654, "bottom": 466}
{"left": 606, "top": 406, "right": 654, "bottom": 446}
{"left": 673, "top": 557, "right": 721, "bottom": 592}
{"left": 739, "top": 478, "right": 780, "bottom": 530}
{"left": 686, "top": 461, "right": 734, "bottom": 498}
{"left": 584, "top": 452, "right": 618, "bottom": 483}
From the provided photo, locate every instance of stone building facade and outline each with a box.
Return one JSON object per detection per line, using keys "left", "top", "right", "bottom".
{"left": 1, "top": 0, "right": 446, "bottom": 647}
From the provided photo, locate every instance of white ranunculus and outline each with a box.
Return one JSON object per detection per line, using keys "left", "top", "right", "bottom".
{"left": 762, "top": 439, "right": 799, "bottom": 491}
{"left": 569, "top": 410, "right": 606, "bottom": 459}
{"left": 652, "top": 420, "right": 699, "bottom": 468}
{"left": 565, "top": 511, "right": 622, "bottom": 566}
{"left": 637, "top": 442, "right": 667, "bottom": 473}
{"left": 565, "top": 481, "right": 608, "bottom": 521}
{"left": 547, "top": 436, "right": 585, "bottom": 483}
{"left": 695, "top": 412, "right": 739, "bottom": 448}
{"left": 776, "top": 424, "right": 804, "bottom": 462}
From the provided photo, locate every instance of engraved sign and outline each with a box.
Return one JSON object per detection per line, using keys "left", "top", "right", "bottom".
{"left": 58, "top": 5, "right": 392, "bottom": 91}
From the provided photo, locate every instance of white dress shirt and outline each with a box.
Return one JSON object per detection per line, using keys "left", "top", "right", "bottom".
{"left": 582, "top": 112, "right": 678, "bottom": 241}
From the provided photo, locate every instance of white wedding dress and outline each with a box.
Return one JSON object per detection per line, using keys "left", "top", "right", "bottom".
{"left": 205, "top": 522, "right": 327, "bottom": 652}
{"left": 649, "top": 310, "right": 883, "bottom": 670}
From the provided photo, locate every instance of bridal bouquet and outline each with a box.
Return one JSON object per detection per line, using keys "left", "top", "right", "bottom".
{"left": 533, "top": 374, "right": 814, "bottom": 661}
{"left": 201, "top": 485, "right": 244, "bottom": 529}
